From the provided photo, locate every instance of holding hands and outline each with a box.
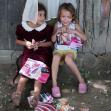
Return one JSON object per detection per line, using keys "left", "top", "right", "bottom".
{"left": 56, "top": 27, "right": 77, "bottom": 35}
{"left": 25, "top": 39, "right": 39, "bottom": 50}
{"left": 67, "top": 29, "right": 77, "bottom": 35}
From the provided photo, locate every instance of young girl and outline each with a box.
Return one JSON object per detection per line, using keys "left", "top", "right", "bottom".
{"left": 11, "top": 2, "right": 53, "bottom": 107}
{"left": 51, "top": 3, "right": 87, "bottom": 98}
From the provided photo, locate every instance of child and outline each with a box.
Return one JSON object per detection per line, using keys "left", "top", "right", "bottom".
{"left": 51, "top": 3, "right": 87, "bottom": 98}
{"left": 11, "top": 1, "right": 53, "bottom": 107}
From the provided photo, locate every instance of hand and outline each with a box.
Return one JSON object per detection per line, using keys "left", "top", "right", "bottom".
{"left": 33, "top": 42, "right": 39, "bottom": 51}
{"left": 31, "top": 39, "right": 40, "bottom": 51}
{"left": 32, "top": 39, "right": 36, "bottom": 45}
{"left": 25, "top": 40, "right": 34, "bottom": 49}
{"left": 68, "top": 29, "right": 77, "bottom": 34}
{"left": 56, "top": 27, "right": 62, "bottom": 34}
{"left": 32, "top": 39, "right": 38, "bottom": 51}
{"left": 61, "top": 27, "right": 67, "bottom": 33}
{"left": 61, "top": 33, "right": 68, "bottom": 42}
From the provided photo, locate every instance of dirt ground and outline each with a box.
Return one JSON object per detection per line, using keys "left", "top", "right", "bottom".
{"left": 0, "top": 54, "right": 111, "bottom": 111}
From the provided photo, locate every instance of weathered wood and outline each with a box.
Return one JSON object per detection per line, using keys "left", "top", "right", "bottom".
{"left": 0, "top": 0, "right": 8, "bottom": 49}
{"left": 77, "top": 0, "right": 111, "bottom": 54}
{"left": 83, "top": 0, "right": 94, "bottom": 52}
{"left": 106, "top": 1, "right": 111, "bottom": 52}
{"left": 0, "top": 0, "right": 25, "bottom": 50}
{"left": 0, "top": 0, "right": 111, "bottom": 55}
{"left": 92, "top": 0, "right": 110, "bottom": 54}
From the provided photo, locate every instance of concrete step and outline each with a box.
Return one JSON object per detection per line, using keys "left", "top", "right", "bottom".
{"left": 0, "top": 50, "right": 22, "bottom": 64}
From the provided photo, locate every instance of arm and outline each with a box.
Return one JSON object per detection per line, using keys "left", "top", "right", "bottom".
{"left": 68, "top": 23, "right": 87, "bottom": 41}
{"left": 16, "top": 39, "right": 26, "bottom": 46}
{"left": 51, "top": 25, "right": 58, "bottom": 43}
{"left": 38, "top": 41, "right": 53, "bottom": 47}
{"left": 75, "top": 24, "right": 87, "bottom": 41}
{"left": 16, "top": 39, "right": 34, "bottom": 49}
{"left": 51, "top": 23, "right": 63, "bottom": 43}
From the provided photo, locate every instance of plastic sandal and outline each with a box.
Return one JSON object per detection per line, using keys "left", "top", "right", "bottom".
{"left": 52, "top": 86, "right": 61, "bottom": 98}
{"left": 79, "top": 83, "right": 87, "bottom": 94}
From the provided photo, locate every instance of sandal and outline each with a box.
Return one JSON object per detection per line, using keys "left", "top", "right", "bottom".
{"left": 27, "top": 96, "right": 38, "bottom": 108}
{"left": 78, "top": 83, "right": 87, "bottom": 94}
{"left": 11, "top": 92, "right": 21, "bottom": 106}
{"left": 52, "top": 86, "right": 61, "bottom": 98}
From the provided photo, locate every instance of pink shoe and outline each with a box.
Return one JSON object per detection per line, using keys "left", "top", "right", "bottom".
{"left": 52, "top": 86, "right": 61, "bottom": 98}
{"left": 79, "top": 83, "right": 87, "bottom": 94}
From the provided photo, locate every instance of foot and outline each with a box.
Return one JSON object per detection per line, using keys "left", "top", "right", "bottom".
{"left": 27, "top": 96, "right": 38, "bottom": 108}
{"left": 52, "top": 86, "right": 61, "bottom": 98}
{"left": 11, "top": 92, "right": 21, "bottom": 106}
{"left": 80, "top": 107, "right": 89, "bottom": 111}
{"left": 78, "top": 83, "right": 87, "bottom": 94}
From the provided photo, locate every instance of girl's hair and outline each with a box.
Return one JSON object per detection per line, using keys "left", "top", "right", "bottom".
{"left": 57, "top": 3, "right": 77, "bottom": 22}
{"left": 38, "top": 3, "right": 47, "bottom": 18}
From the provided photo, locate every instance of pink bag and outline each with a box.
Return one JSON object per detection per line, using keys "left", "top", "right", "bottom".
{"left": 70, "top": 37, "right": 83, "bottom": 49}
{"left": 38, "top": 67, "right": 49, "bottom": 83}
{"left": 19, "top": 58, "right": 49, "bottom": 83}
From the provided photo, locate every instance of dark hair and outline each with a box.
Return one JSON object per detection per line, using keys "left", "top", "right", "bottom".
{"left": 38, "top": 3, "right": 47, "bottom": 18}
{"left": 57, "top": 3, "right": 77, "bottom": 22}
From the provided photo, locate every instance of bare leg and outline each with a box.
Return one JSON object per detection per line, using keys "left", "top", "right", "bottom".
{"left": 11, "top": 75, "right": 28, "bottom": 106}
{"left": 28, "top": 80, "right": 42, "bottom": 107}
{"left": 33, "top": 80, "right": 42, "bottom": 97}
{"left": 51, "top": 54, "right": 62, "bottom": 97}
{"left": 65, "top": 53, "right": 85, "bottom": 83}
{"left": 16, "top": 76, "right": 28, "bottom": 95}
{"left": 52, "top": 54, "right": 62, "bottom": 87}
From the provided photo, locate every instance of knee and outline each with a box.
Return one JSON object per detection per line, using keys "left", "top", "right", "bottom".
{"left": 34, "top": 81, "right": 42, "bottom": 93}
{"left": 19, "top": 76, "right": 28, "bottom": 84}
{"left": 34, "top": 86, "right": 41, "bottom": 96}
{"left": 65, "top": 55, "right": 73, "bottom": 65}
{"left": 34, "top": 87, "right": 41, "bottom": 93}
{"left": 53, "top": 54, "right": 61, "bottom": 63}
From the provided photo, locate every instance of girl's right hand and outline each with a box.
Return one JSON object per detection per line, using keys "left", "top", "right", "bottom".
{"left": 25, "top": 40, "right": 34, "bottom": 49}
{"left": 56, "top": 28, "right": 62, "bottom": 34}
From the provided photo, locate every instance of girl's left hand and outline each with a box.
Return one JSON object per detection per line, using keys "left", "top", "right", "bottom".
{"left": 33, "top": 42, "right": 39, "bottom": 51}
{"left": 67, "top": 29, "right": 76, "bottom": 34}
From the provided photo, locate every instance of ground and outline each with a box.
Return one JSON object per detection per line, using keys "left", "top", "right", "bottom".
{"left": 0, "top": 54, "right": 111, "bottom": 111}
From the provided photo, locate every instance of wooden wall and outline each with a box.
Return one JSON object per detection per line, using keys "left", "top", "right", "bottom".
{"left": 0, "top": 0, "right": 26, "bottom": 50}
{"left": 0, "top": 0, "right": 111, "bottom": 55}
{"left": 77, "top": 0, "right": 111, "bottom": 55}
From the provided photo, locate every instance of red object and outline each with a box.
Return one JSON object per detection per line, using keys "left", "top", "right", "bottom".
{"left": 34, "top": 102, "right": 56, "bottom": 111}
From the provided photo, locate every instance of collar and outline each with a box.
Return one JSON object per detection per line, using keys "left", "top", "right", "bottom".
{"left": 22, "top": 21, "right": 47, "bottom": 32}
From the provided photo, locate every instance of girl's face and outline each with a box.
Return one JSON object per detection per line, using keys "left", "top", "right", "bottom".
{"left": 37, "top": 10, "right": 45, "bottom": 25}
{"left": 60, "top": 9, "right": 73, "bottom": 26}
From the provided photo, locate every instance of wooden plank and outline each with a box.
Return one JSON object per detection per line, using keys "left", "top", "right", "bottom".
{"left": 7, "top": 0, "right": 26, "bottom": 50}
{"left": 0, "top": 0, "right": 8, "bottom": 49}
{"left": 82, "top": 0, "right": 94, "bottom": 53}
{"left": 106, "top": 1, "right": 111, "bottom": 52}
{"left": 92, "top": 0, "right": 110, "bottom": 54}
{"left": 78, "top": 0, "right": 84, "bottom": 53}
{"left": 91, "top": 0, "right": 105, "bottom": 54}
{"left": 78, "top": 0, "right": 84, "bottom": 29}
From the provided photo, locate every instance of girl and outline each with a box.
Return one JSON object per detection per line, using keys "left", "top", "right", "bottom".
{"left": 11, "top": 1, "right": 53, "bottom": 107}
{"left": 51, "top": 3, "right": 87, "bottom": 98}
